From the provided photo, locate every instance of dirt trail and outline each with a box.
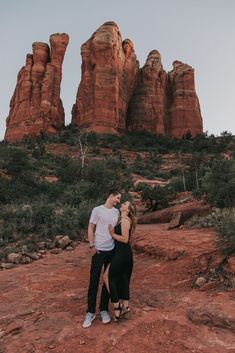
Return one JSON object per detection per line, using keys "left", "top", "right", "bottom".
{"left": 1, "top": 224, "right": 235, "bottom": 353}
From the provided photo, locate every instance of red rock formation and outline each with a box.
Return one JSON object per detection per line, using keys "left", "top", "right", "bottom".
{"left": 71, "top": 22, "right": 139, "bottom": 134}
{"left": 127, "top": 58, "right": 203, "bottom": 137}
{"left": 5, "top": 23, "right": 203, "bottom": 141}
{"left": 167, "top": 60, "right": 203, "bottom": 138}
{"left": 5, "top": 33, "right": 69, "bottom": 142}
{"left": 127, "top": 50, "right": 167, "bottom": 134}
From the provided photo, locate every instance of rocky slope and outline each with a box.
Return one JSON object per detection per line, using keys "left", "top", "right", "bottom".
{"left": 1, "top": 224, "right": 235, "bottom": 353}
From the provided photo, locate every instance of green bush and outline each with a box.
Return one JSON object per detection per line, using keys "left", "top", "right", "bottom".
{"left": 202, "top": 158, "right": 235, "bottom": 208}
{"left": 135, "top": 183, "right": 174, "bottom": 211}
{"left": 128, "top": 153, "right": 162, "bottom": 179}
{"left": 170, "top": 176, "right": 186, "bottom": 192}
{"left": 208, "top": 208, "right": 235, "bottom": 256}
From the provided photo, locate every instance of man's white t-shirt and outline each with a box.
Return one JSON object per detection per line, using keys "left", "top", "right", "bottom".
{"left": 89, "top": 205, "right": 120, "bottom": 251}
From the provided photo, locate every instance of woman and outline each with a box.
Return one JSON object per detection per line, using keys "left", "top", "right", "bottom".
{"left": 103, "top": 200, "right": 137, "bottom": 321}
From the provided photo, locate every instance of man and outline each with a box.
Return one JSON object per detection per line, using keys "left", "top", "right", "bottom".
{"left": 82, "top": 189, "right": 121, "bottom": 328}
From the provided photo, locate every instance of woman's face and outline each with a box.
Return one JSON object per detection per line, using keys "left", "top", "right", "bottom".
{"left": 120, "top": 201, "right": 130, "bottom": 213}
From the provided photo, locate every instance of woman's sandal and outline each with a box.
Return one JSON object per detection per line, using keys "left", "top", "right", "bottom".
{"left": 114, "top": 303, "right": 122, "bottom": 321}
{"left": 121, "top": 305, "right": 131, "bottom": 319}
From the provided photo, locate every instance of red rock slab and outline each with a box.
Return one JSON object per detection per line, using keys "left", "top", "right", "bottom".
{"left": 138, "top": 200, "right": 211, "bottom": 224}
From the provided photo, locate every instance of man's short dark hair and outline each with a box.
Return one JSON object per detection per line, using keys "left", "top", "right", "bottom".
{"left": 107, "top": 189, "right": 121, "bottom": 197}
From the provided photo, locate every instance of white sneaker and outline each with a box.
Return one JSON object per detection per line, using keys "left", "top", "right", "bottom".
{"left": 82, "top": 312, "right": 96, "bottom": 328}
{"left": 100, "top": 310, "right": 111, "bottom": 324}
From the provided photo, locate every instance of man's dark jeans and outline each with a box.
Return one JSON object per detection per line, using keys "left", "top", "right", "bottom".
{"left": 87, "top": 250, "right": 114, "bottom": 314}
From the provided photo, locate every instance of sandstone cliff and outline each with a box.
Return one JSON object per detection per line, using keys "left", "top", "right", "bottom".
{"left": 72, "top": 23, "right": 203, "bottom": 138}
{"left": 167, "top": 60, "right": 203, "bottom": 138}
{"left": 5, "top": 23, "right": 203, "bottom": 142}
{"left": 127, "top": 50, "right": 167, "bottom": 134}
{"left": 71, "top": 21, "right": 139, "bottom": 134}
{"left": 127, "top": 58, "right": 203, "bottom": 137}
{"left": 5, "top": 33, "right": 69, "bottom": 142}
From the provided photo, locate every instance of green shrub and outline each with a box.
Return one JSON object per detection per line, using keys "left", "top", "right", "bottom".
{"left": 135, "top": 183, "right": 174, "bottom": 211}
{"left": 208, "top": 208, "right": 235, "bottom": 256}
{"left": 202, "top": 158, "right": 235, "bottom": 208}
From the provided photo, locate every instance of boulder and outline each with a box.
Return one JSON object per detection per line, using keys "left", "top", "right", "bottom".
{"left": 55, "top": 235, "right": 72, "bottom": 249}
{"left": 138, "top": 200, "right": 211, "bottom": 224}
{"left": 7, "top": 253, "right": 23, "bottom": 264}
{"left": 168, "top": 211, "right": 183, "bottom": 229}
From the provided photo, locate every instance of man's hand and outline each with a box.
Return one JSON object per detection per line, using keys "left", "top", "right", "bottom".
{"left": 90, "top": 246, "right": 97, "bottom": 256}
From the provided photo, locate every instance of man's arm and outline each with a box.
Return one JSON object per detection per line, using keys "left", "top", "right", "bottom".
{"left": 88, "top": 223, "right": 97, "bottom": 254}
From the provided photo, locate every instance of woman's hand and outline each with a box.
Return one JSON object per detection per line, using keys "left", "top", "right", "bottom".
{"left": 108, "top": 224, "right": 115, "bottom": 237}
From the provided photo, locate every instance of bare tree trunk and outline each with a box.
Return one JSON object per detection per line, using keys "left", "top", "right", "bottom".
{"left": 78, "top": 133, "right": 88, "bottom": 182}
{"left": 195, "top": 163, "right": 199, "bottom": 190}
{"left": 181, "top": 169, "right": 187, "bottom": 192}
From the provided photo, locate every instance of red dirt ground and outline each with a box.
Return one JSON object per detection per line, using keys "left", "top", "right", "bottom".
{"left": 1, "top": 224, "right": 235, "bottom": 353}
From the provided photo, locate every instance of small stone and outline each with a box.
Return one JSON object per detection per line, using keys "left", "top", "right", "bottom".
{"left": 23, "top": 252, "right": 40, "bottom": 261}
{"left": 20, "top": 256, "right": 32, "bottom": 264}
{"left": 7, "top": 253, "right": 22, "bottom": 264}
{"left": 38, "top": 242, "right": 46, "bottom": 250}
{"left": 56, "top": 235, "right": 72, "bottom": 249}
{"left": 195, "top": 277, "right": 206, "bottom": 287}
{"left": 66, "top": 246, "right": 74, "bottom": 251}
{"left": 79, "top": 340, "right": 85, "bottom": 345}
{"left": 50, "top": 249, "right": 62, "bottom": 254}
{"left": 227, "top": 256, "right": 235, "bottom": 273}
{"left": 0, "top": 262, "right": 16, "bottom": 269}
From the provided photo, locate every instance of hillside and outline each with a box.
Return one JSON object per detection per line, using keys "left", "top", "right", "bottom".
{"left": 0, "top": 128, "right": 234, "bottom": 260}
{"left": 0, "top": 129, "right": 235, "bottom": 352}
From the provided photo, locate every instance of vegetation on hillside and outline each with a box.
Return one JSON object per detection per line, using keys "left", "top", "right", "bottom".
{"left": 0, "top": 126, "right": 234, "bottom": 259}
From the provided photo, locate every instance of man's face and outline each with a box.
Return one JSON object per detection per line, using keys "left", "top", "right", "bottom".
{"left": 109, "top": 193, "right": 121, "bottom": 206}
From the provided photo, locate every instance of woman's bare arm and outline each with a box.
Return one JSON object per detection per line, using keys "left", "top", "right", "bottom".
{"left": 108, "top": 219, "right": 130, "bottom": 244}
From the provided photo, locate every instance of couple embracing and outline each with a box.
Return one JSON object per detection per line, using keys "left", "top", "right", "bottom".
{"left": 83, "top": 189, "right": 137, "bottom": 328}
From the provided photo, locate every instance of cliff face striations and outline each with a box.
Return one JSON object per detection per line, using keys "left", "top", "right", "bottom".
{"left": 167, "top": 60, "right": 203, "bottom": 138}
{"left": 71, "top": 22, "right": 139, "bottom": 134}
{"left": 127, "top": 58, "right": 203, "bottom": 138}
{"left": 72, "top": 23, "right": 202, "bottom": 137}
{"left": 127, "top": 50, "right": 167, "bottom": 134}
{"left": 5, "top": 33, "right": 69, "bottom": 142}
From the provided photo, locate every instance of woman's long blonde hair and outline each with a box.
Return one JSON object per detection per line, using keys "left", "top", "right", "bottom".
{"left": 127, "top": 201, "right": 137, "bottom": 234}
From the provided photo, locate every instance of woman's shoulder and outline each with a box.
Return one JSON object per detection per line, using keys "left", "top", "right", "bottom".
{"left": 121, "top": 217, "right": 131, "bottom": 225}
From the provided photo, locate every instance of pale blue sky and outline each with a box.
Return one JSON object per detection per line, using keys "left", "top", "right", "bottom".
{"left": 1, "top": 0, "right": 235, "bottom": 140}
